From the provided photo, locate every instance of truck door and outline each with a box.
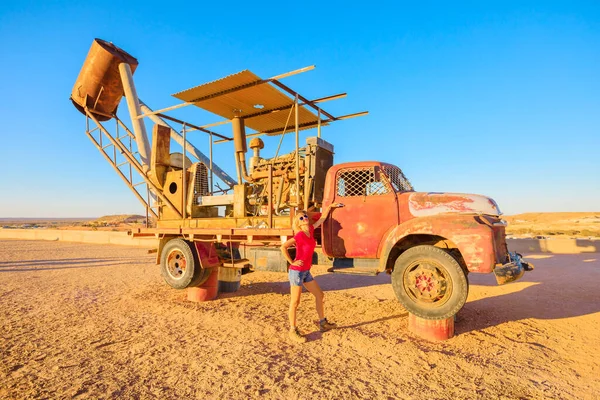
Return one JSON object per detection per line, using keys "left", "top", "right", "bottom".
{"left": 324, "top": 165, "right": 399, "bottom": 258}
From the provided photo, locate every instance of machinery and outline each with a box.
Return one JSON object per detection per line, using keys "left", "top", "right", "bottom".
{"left": 71, "top": 39, "right": 362, "bottom": 229}
{"left": 71, "top": 39, "right": 533, "bottom": 320}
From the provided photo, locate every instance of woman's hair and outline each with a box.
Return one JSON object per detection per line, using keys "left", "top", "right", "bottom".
{"left": 292, "top": 209, "right": 309, "bottom": 232}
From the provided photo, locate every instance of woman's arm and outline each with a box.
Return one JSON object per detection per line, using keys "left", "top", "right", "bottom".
{"left": 313, "top": 203, "right": 344, "bottom": 229}
{"left": 280, "top": 237, "right": 299, "bottom": 266}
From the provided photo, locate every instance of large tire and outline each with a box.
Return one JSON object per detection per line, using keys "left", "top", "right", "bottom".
{"left": 391, "top": 245, "right": 468, "bottom": 320}
{"left": 160, "top": 239, "right": 212, "bottom": 289}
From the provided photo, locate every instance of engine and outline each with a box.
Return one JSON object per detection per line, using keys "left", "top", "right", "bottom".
{"left": 246, "top": 136, "right": 334, "bottom": 215}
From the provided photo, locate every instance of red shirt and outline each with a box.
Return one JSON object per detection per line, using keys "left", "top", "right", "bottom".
{"left": 290, "top": 225, "right": 316, "bottom": 271}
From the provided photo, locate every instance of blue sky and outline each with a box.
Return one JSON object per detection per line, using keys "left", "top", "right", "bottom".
{"left": 0, "top": 1, "right": 598, "bottom": 217}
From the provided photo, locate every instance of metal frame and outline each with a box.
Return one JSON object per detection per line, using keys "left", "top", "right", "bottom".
{"left": 136, "top": 66, "right": 367, "bottom": 222}
{"left": 132, "top": 65, "right": 367, "bottom": 149}
{"left": 83, "top": 109, "right": 182, "bottom": 221}
{"left": 81, "top": 63, "right": 367, "bottom": 233}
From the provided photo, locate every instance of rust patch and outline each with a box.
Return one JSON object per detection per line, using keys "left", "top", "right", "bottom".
{"left": 379, "top": 215, "right": 500, "bottom": 274}
{"left": 409, "top": 193, "right": 475, "bottom": 212}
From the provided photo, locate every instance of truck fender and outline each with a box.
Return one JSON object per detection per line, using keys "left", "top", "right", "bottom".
{"left": 377, "top": 215, "right": 494, "bottom": 274}
{"left": 377, "top": 217, "right": 441, "bottom": 272}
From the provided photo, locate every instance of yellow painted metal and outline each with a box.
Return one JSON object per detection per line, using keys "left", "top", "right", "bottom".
{"left": 233, "top": 184, "right": 247, "bottom": 218}
{"left": 155, "top": 215, "right": 293, "bottom": 230}
{"left": 162, "top": 169, "right": 187, "bottom": 217}
{"left": 149, "top": 124, "right": 171, "bottom": 189}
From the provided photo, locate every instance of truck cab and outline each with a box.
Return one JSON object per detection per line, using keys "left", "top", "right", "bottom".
{"left": 320, "top": 161, "right": 533, "bottom": 319}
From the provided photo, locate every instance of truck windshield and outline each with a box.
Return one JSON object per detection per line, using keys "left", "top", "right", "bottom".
{"left": 381, "top": 165, "right": 414, "bottom": 192}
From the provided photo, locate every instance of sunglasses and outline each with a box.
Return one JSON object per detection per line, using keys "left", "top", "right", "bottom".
{"left": 298, "top": 214, "right": 309, "bottom": 221}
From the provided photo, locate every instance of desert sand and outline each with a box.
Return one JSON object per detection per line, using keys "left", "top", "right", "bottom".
{"left": 1, "top": 239, "right": 599, "bottom": 399}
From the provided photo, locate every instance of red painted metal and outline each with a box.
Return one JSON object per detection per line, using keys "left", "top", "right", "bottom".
{"left": 407, "top": 192, "right": 501, "bottom": 217}
{"left": 321, "top": 161, "right": 505, "bottom": 274}
{"left": 194, "top": 241, "right": 221, "bottom": 270}
{"left": 378, "top": 214, "right": 497, "bottom": 273}
{"left": 408, "top": 313, "right": 455, "bottom": 341}
{"left": 322, "top": 162, "right": 399, "bottom": 257}
{"left": 184, "top": 243, "right": 221, "bottom": 303}
{"left": 187, "top": 267, "right": 218, "bottom": 302}
{"left": 327, "top": 185, "right": 398, "bottom": 258}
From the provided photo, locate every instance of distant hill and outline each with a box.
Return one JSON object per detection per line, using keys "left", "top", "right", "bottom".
{"left": 0, "top": 217, "right": 95, "bottom": 223}
{"left": 82, "top": 214, "right": 156, "bottom": 230}
{"left": 505, "top": 212, "right": 600, "bottom": 238}
{"left": 0, "top": 214, "right": 155, "bottom": 231}
{"left": 92, "top": 214, "right": 149, "bottom": 224}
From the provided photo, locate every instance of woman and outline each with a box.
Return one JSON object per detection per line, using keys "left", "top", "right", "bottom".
{"left": 281, "top": 203, "right": 343, "bottom": 343}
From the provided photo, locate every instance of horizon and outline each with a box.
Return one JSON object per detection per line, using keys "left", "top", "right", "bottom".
{"left": 1, "top": 2, "right": 598, "bottom": 217}
{"left": 1, "top": 211, "right": 599, "bottom": 221}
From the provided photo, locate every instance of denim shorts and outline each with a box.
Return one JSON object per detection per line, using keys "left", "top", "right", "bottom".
{"left": 288, "top": 269, "right": 314, "bottom": 286}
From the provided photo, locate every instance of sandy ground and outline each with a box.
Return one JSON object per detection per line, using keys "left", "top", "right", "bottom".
{"left": 1, "top": 240, "right": 599, "bottom": 399}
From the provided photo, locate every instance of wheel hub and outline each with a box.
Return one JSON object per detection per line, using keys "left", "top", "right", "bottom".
{"left": 404, "top": 262, "right": 451, "bottom": 305}
{"left": 166, "top": 250, "right": 187, "bottom": 280}
{"left": 415, "top": 272, "right": 437, "bottom": 293}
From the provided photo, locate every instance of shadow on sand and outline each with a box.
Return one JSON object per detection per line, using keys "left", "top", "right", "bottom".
{"left": 0, "top": 257, "right": 147, "bottom": 272}
{"left": 228, "top": 254, "right": 600, "bottom": 337}
{"left": 457, "top": 254, "right": 600, "bottom": 334}
{"left": 228, "top": 270, "right": 392, "bottom": 298}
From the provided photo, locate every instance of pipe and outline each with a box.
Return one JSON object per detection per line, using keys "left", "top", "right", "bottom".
{"left": 232, "top": 117, "right": 247, "bottom": 154}
{"left": 317, "top": 109, "right": 321, "bottom": 138}
{"left": 182, "top": 124, "right": 187, "bottom": 220}
{"left": 139, "top": 101, "right": 236, "bottom": 188}
{"left": 267, "top": 164, "right": 273, "bottom": 228}
{"left": 232, "top": 117, "right": 253, "bottom": 182}
{"left": 239, "top": 152, "right": 254, "bottom": 182}
{"left": 234, "top": 153, "right": 242, "bottom": 185}
{"left": 118, "top": 63, "right": 151, "bottom": 172}
{"left": 294, "top": 94, "right": 300, "bottom": 207}
{"left": 303, "top": 153, "right": 311, "bottom": 211}
{"left": 209, "top": 133, "right": 214, "bottom": 193}
{"left": 274, "top": 176, "right": 284, "bottom": 215}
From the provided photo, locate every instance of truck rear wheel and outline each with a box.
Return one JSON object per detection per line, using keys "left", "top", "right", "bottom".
{"left": 391, "top": 245, "right": 468, "bottom": 320}
{"left": 160, "top": 239, "right": 212, "bottom": 289}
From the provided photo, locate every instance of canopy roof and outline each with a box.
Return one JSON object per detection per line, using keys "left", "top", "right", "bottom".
{"left": 172, "top": 70, "right": 328, "bottom": 135}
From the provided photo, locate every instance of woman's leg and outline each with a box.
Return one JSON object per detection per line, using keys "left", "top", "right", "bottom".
{"left": 289, "top": 285, "right": 303, "bottom": 328}
{"left": 303, "top": 280, "right": 324, "bottom": 320}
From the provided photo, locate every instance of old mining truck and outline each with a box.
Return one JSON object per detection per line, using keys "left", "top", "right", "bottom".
{"left": 70, "top": 39, "right": 532, "bottom": 320}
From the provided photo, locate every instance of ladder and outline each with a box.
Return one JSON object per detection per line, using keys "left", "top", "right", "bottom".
{"left": 83, "top": 109, "right": 182, "bottom": 223}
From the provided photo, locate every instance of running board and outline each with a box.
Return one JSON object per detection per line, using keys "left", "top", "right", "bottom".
{"left": 327, "top": 267, "right": 379, "bottom": 276}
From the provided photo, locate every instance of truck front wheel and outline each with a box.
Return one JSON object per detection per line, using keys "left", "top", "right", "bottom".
{"left": 391, "top": 245, "right": 468, "bottom": 320}
{"left": 160, "top": 239, "right": 212, "bottom": 289}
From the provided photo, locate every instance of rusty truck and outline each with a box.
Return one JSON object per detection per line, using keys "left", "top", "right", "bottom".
{"left": 70, "top": 39, "right": 532, "bottom": 320}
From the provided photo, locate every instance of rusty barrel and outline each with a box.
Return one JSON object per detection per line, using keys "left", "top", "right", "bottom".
{"left": 187, "top": 268, "right": 218, "bottom": 302}
{"left": 218, "top": 266, "right": 242, "bottom": 293}
{"left": 408, "top": 313, "right": 455, "bottom": 341}
{"left": 70, "top": 38, "right": 138, "bottom": 121}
